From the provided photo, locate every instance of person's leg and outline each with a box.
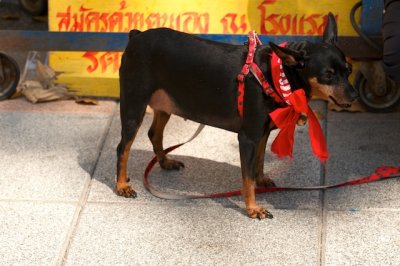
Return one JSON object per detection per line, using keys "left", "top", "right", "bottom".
{"left": 382, "top": 0, "right": 400, "bottom": 82}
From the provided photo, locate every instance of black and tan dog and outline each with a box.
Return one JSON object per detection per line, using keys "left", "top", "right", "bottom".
{"left": 116, "top": 13, "right": 358, "bottom": 219}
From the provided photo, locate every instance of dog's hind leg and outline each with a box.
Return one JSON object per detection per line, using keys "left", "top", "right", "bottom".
{"left": 116, "top": 103, "right": 147, "bottom": 198}
{"left": 148, "top": 110, "right": 184, "bottom": 170}
{"left": 116, "top": 70, "right": 150, "bottom": 197}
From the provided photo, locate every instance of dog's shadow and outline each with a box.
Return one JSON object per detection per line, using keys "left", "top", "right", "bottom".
{"left": 78, "top": 144, "right": 319, "bottom": 214}
{"left": 77, "top": 112, "right": 323, "bottom": 214}
{"left": 78, "top": 146, "right": 244, "bottom": 214}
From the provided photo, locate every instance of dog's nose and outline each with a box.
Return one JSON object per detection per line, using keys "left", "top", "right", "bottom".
{"left": 347, "top": 84, "right": 359, "bottom": 102}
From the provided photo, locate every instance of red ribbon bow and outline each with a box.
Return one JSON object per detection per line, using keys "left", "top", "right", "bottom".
{"left": 269, "top": 43, "right": 328, "bottom": 162}
{"left": 269, "top": 89, "right": 328, "bottom": 162}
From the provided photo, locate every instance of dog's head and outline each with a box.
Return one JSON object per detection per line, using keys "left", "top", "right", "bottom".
{"left": 269, "top": 12, "right": 358, "bottom": 108}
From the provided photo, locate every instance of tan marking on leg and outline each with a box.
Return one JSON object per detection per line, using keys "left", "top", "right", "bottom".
{"left": 242, "top": 177, "right": 257, "bottom": 209}
{"left": 255, "top": 133, "right": 276, "bottom": 188}
{"left": 149, "top": 110, "right": 184, "bottom": 170}
{"left": 116, "top": 138, "right": 137, "bottom": 198}
{"left": 242, "top": 177, "right": 273, "bottom": 219}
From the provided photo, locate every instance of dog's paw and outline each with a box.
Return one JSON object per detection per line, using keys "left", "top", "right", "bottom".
{"left": 246, "top": 207, "right": 273, "bottom": 220}
{"left": 160, "top": 158, "right": 184, "bottom": 170}
{"left": 256, "top": 176, "right": 276, "bottom": 188}
{"left": 116, "top": 182, "right": 137, "bottom": 198}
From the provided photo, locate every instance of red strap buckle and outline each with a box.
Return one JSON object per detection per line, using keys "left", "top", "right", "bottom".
{"left": 237, "top": 73, "right": 245, "bottom": 82}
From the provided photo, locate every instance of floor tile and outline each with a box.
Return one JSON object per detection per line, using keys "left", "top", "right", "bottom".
{"left": 66, "top": 203, "right": 320, "bottom": 266}
{"left": 0, "top": 201, "right": 76, "bottom": 265}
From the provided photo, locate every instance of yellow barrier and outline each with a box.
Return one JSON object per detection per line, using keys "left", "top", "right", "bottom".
{"left": 49, "top": 0, "right": 359, "bottom": 97}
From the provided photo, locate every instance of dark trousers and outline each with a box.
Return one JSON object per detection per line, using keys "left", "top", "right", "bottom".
{"left": 383, "top": 0, "right": 400, "bottom": 82}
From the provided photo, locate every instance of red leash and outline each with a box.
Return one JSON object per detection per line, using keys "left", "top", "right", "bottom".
{"left": 143, "top": 125, "right": 400, "bottom": 200}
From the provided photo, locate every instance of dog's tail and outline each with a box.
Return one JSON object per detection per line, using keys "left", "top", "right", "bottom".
{"left": 129, "top": 29, "right": 142, "bottom": 40}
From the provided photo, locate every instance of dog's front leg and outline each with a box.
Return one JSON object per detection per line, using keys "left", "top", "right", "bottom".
{"left": 238, "top": 131, "right": 274, "bottom": 219}
{"left": 255, "top": 130, "right": 276, "bottom": 188}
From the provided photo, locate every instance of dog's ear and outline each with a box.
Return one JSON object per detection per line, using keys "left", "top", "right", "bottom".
{"left": 323, "top": 12, "right": 338, "bottom": 45}
{"left": 269, "top": 42, "right": 305, "bottom": 67}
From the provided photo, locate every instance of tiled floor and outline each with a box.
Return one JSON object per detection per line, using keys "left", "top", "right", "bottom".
{"left": 0, "top": 98, "right": 399, "bottom": 265}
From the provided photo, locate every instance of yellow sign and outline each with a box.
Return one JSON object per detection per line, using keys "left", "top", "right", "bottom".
{"left": 49, "top": 0, "right": 359, "bottom": 97}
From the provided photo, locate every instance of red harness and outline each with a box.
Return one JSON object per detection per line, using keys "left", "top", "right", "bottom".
{"left": 237, "top": 31, "right": 282, "bottom": 115}
{"left": 238, "top": 31, "right": 328, "bottom": 162}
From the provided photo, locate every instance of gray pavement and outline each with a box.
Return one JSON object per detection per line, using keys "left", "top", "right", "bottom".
{"left": 0, "top": 98, "right": 399, "bottom": 265}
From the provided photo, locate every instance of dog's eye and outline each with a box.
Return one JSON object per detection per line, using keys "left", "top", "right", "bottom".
{"left": 346, "top": 62, "right": 352, "bottom": 74}
{"left": 325, "top": 69, "right": 335, "bottom": 80}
